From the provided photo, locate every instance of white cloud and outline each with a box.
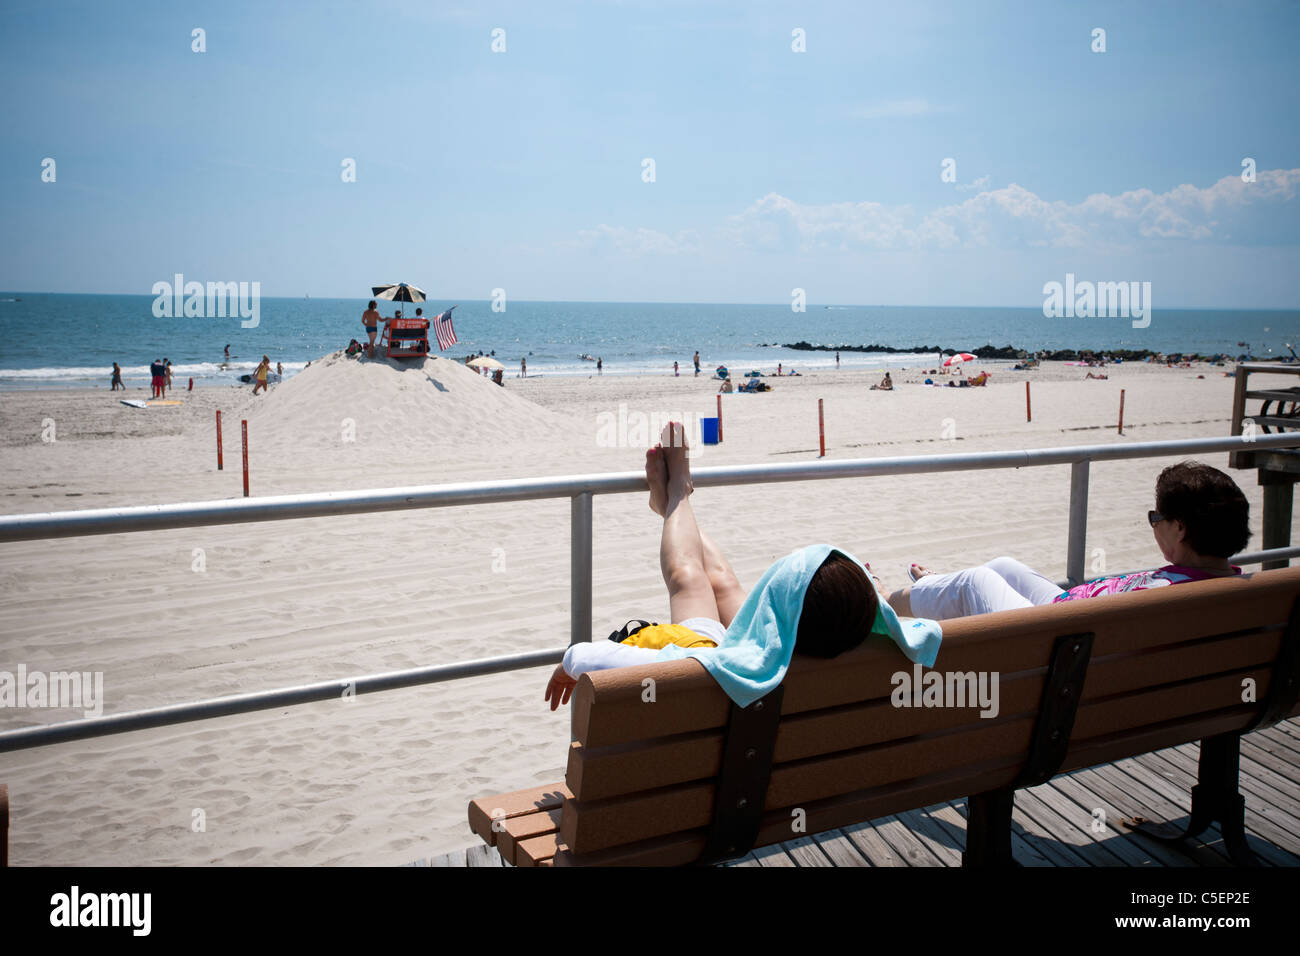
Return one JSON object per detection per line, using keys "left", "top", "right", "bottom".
{"left": 955, "top": 175, "right": 991, "bottom": 193}
{"left": 721, "top": 169, "right": 1300, "bottom": 252}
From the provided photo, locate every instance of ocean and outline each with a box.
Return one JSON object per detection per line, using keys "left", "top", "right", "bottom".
{"left": 0, "top": 293, "right": 1295, "bottom": 389}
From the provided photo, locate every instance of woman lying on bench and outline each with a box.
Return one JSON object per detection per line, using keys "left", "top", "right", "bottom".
{"left": 545, "top": 423, "right": 940, "bottom": 710}
{"left": 886, "top": 460, "right": 1250, "bottom": 621}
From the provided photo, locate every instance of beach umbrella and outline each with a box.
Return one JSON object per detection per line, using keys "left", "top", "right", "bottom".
{"left": 468, "top": 356, "right": 503, "bottom": 370}
{"left": 943, "top": 352, "right": 976, "bottom": 367}
{"left": 372, "top": 283, "right": 427, "bottom": 314}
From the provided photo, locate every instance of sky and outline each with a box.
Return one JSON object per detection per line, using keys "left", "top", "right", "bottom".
{"left": 1, "top": 0, "right": 1297, "bottom": 307}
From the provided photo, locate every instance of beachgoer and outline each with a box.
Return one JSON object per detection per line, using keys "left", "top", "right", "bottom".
{"left": 149, "top": 358, "right": 164, "bottom": 399}
{"left": 597, "top": 357, "right": 602, "bottom": 374}
{"left": 163, "top": 359, "right": 172, "bottom": 396}
{"left": 544, "top": 424, "right": 883, "bottom": 709}
{"left": 521, "top": 356, "right": 527, "bottom": 378}
{"left": 693, "top": 351, "right": 701, "bottom": 377}
{"left": 674, "top": 361, "right": 679, "bottom": 377}
{"left": 870, "top": 372, "right": 893, "bottom": 391}
{"left": 253, "top": 355, "right": 271, "bottom": 395}
{"left": 110, "top": 362, "right": 123, "bottom": 391}
{"left": 224, "top": 344, "right": 230, "bottom": 358}
{"left": 719, "top": 377, "right": 733, "bottom": 393}
{"left": 836, "top": 351, "right": 840, "bottom": 368}
{"left": 887, "top": 462, "right": 1249, "bottom": 621}
{"left": 277, "top": 362, "right": 283, "bottom": 376}
{"left": 778, "top": 363, "right": 783, "bottom": 376}
{"left": 362, "top": 300, "right": 381, "bottom": 357}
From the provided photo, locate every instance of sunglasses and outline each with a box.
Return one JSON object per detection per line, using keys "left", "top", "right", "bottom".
{"left": 1147, "top": 511, "right": 1166, "bottom": 527}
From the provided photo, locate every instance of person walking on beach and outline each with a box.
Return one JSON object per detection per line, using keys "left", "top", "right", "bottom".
{"left": 693, "top": 351, "right": 701, "bottom": 377}
{"left": 253, "top": 355, "right": 271, "bottom": 395}
{"left": 521, "top": 356, "right": 527, "bottom": 378}
{"left": 163, "top": 359, "right": 173, "bottom": 395}
{"left": 110, "top": 362, "right": 123, "bottom": 391}
{"left": 674, "top": 361, "right": 679, "bottom": 377}
{"left": 597, "top": 357, "right": 602, "bottom": 375}
{"left": 362, "top": 300, "right": 381, "bottom": 357}
{"left": 836, "top": 352, "right": 840, "bottom": 368}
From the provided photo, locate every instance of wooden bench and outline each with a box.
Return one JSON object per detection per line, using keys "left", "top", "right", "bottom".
{"left": 469, "top": 566, "right": 1300, "bottom": 866}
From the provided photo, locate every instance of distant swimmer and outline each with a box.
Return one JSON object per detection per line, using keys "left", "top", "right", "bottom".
{"left": 224, "top": 344, "right": 230, "bottom": 358}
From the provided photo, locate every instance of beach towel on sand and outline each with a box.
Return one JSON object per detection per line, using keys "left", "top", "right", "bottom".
{"left": 653, "top": 544, "right": 943, "bottom": 708}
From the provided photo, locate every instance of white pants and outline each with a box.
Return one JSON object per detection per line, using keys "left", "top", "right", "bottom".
{"left": 907, "top": 557, "right": 1066, "bottom": 620}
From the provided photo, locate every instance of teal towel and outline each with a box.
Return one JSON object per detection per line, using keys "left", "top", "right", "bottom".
{"left": 654, "top": 544, "right": 943, "bottom": 708}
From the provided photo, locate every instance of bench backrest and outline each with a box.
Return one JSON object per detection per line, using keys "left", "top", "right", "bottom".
{"left": 558, "top": 566, "right": 1300, "bottom": 865}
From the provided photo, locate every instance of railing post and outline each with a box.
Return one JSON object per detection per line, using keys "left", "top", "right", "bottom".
{"left": 1066, "top": 460, "right": 1090, "bottom": 586}
{"left": 571, "top": 492, "right": 593, "bottom": 646}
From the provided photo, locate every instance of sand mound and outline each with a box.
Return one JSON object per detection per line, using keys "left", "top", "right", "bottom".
{"left": 243, "top": 351, "right": 576, "bottom": 469}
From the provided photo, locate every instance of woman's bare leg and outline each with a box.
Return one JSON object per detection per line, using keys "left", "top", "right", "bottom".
{"left": 652, "top": 425, "right": 720, "bottom": 624}
{"left": 646, "top": 443, "right": 743, "bottom": 626}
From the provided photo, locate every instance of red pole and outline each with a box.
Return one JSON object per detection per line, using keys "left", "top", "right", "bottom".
{"left": 1118, "top": 389, "right": 1126, "bottom": 435}
{"left": 818, "top": 398, "right": 825, "bottom": 458}
{"left": 716, "top": 393, "right": 723, "bottom": 443}
{"left": 1025, "top": 381, "right": 1032, "bottom": 423}
{"left": 216, "top": 410, "right": 224, "bottom": 470}
{"left": 241, "top": 419, "right": 250, "bottom": 497}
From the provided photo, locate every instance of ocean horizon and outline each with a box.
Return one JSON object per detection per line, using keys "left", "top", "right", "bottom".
{"left": 0, "top": 292, "right": 1295, "bottom": 389}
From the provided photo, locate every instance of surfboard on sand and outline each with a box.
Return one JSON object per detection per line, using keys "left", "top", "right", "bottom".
{"left": 120, "top": 400, "right": 148, "bottom": 408}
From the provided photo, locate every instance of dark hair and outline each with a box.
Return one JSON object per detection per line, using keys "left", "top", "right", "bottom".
{"left": 368, "top": 300, "right": 377, "bottom": 308}
{"left": 1155, "top": 461, "right": 1250, "bottom": 558}
{"left": 795, "top": 551, "right": 878, "bottom": 658}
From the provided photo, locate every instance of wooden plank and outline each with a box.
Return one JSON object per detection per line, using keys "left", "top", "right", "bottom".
{"left": 466, "top": 843, "right": 505, "bottom": 867}
{"left": 839, "top": 820, "right": 906, "bottom": 866}
{"left": 1256, "top": 726, "right": 1300, "bottom": 759}
{"left": 1157, "top": 746, "right": 1300, "bottom": 846}
{"left": 429, "top": 848, "right": 468, "bottom": 867}
{"left": 1051, "top": 769, "right": 1211, "bottom": 868}
{"left": 778, "top": 835, "right": 835, "bottom": 867}
{"left": 946, "top": 798, "right": 1058, "bottom": 867}
{"left": 752, "top": 843, "right": 797, "bottom": 867}
{"left": 1121, "top": 751, "right": 1300, "bottom": 866}
{"left": 1001, "top": 796, "right": 1094, "bottom": 867}
{"left": 894, "top": 805, "right": 964, "bottom": 866}
{"left": 811, "top": 828, "right": 872, "bottom": 867}
{"left": 514, "top": 832, "right": 562, "bottom": 868}
{"left": 1240, "top": 737, "right": 1300, "bottom": 788}
{"left": 498, "top": 807, "right": 563, "bottom": 866}
{"left": 1018, "top": 783, "right": 1150, "bottom": 866}
{"left": 871, "top": 813, "right": 947, "bottom": 866}
{"left": 467, "top": 783, "right": 569, "bottom": 847}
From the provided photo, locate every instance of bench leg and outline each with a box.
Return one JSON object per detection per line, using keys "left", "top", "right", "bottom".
{"left": 963, "top": 788, "right": 1018, "bottom": 867}
{"left": 1124, "top": 732, "right": 1259, "bottom": 867}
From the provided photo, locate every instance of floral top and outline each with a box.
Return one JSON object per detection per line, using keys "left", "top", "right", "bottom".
{"left": 1054, "top": 564, "right": 1241, "bottom": 602}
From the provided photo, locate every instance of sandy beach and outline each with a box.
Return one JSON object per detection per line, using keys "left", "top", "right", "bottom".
{"left": 0, "top": 354, "right": 1293, "bottom": 866}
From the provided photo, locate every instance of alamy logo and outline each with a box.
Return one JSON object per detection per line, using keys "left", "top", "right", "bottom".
{"left": 890, "top": 663, "right": 999, "bottom": 718}
{"left": 0, "top": 665, "right": 103, "bottom": 718}
{"left": 595, "top": 404, "right": 705, "bottom": 455}
{"left": 50, "top": 886, "right": 151, "bottom": 936}
{"left": 1042, "top": 273, "right": 1151, "bottom": 328}
{"left": 151, "top": 273, "right": 261, "bottom": 328}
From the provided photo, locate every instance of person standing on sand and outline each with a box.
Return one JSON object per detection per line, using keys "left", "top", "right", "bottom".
{"left": 149, "top": 358, "right": 164, "bottom": 398}
{"left": 163, "top": 359, "right": 172, "bottom": 396}
{"left": 111, "top": 362, "right": 123, "bottom": 391}
{"left": 521, "top": 356, "right": 527, "bottom": 378}
{"left": 253, "top": 355, "right": 271, "bottom": 395}
{"left": 693, "top": 351, "right": 701, "bottom": 376}
{"left": 277, "top": 362, "right": 283, "bottom": 377}
{"left": 362, "top": 300, "right": 381, "bottom": 357}
{"left": 674, "top": 361, "right": 679, "bottom": 376}
{"left": 836, "top": 352, "right": 840, "bottom": 368}
{"left": 597, "top": 357, "right": 602, "bottom": 375}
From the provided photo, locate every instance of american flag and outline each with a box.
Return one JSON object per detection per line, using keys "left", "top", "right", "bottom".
{"left": 432, "top": 306, "right": 458, "bottom": 350}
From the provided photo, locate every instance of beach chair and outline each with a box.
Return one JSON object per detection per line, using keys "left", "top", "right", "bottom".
{"left": 469, "top": 567, "right": 1300, "bottom": 866}
{"left": 382, "top": 318, "right": 430, "bottom": 358}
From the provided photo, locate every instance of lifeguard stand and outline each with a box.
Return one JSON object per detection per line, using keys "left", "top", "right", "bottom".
{"left": 1229, "top": 362, "right": 1300, "bottom": 569}
{"left": 382, "top": 317, "right": 430, "bottom": 358}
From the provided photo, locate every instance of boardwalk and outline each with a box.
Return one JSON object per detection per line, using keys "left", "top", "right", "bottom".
{"left": 413, "top": 720, "right": 1300, "bottom": 867}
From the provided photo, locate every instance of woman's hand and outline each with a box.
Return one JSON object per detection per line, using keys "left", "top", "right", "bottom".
{"left": 544, "top": 664, "right": 578, "bottom": 711}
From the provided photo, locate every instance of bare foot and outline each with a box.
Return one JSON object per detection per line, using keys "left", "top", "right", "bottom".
{"left": 645, "top": 445, "right": 669, "bottom": 516}
{"left": 909, "top": 563, "right": 934, "bottom": 581}
{"left": 659, "top": 422, "right": 693, "bottom": 499}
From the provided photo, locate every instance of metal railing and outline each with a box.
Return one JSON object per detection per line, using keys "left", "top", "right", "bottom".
{"left": 2, "top": 431, "right": 1299, "bottom": 753}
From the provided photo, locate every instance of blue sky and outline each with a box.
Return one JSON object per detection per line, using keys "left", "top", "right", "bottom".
{"left": 1, "top": 0, "right": 1297, "bottom": 306}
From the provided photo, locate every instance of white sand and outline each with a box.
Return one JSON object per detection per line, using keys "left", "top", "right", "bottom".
{"left": 0, "top": 354, "right": 1293, "bottom": 865}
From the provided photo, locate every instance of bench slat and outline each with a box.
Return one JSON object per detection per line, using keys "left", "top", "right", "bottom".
{"left": 468, "top": 783, "right": 570, "bottom": 847}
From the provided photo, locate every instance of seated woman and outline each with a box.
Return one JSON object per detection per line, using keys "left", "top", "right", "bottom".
{"left": 886, "top": 461, "right": 1249, "bottom": 621}
{"left": 545, "top": 424, "right": 941, "bottom": 709}
{"left": 870, "top": 372, "right": 894, "bottom": 391}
